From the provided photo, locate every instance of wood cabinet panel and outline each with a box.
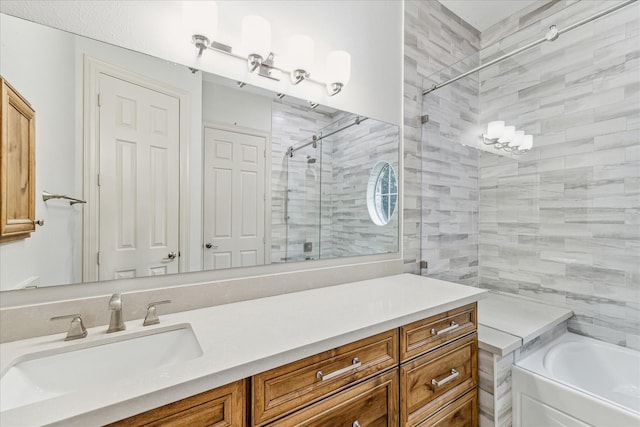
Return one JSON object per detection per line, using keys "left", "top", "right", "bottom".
{"left": 252, "top": 329, "right": 398, "bottom": 426}
{"left": 417, "top": 389, "right": 478, "bottom": 427}
{"left": 1, "top": 77, "right": 36, "bottom": 242}
{"left": 108, "top": 379, "right": 247, "bottom": 427}
{"left": 268, "top": 369, "right": 398, "bottom": 427}
{"left": 400, "top": 333, "right": 477, "bottom": 427}
{"left": 400, "top": 303, "right": 477, "bottom": 362}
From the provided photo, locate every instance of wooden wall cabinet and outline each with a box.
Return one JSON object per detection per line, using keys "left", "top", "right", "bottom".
{"left": 0, "top": 77, "right": 36, "bottom": 243}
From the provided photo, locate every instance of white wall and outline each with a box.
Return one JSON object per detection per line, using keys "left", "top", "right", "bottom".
{"left": 202, "top": 82, "right": 272, "bottom": 132}
{"left": 0, "top": 14, "right": 204, "bottom": 290}
{"left": 0, "top": 14, "right": 79, "bottom": 289}
{"left": 0, "top": 1, "right": 403, "bottom": 126}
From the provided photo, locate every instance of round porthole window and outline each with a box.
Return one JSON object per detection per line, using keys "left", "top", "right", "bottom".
{"left": 366, "top": 161, "right": 398, "bottom": 226}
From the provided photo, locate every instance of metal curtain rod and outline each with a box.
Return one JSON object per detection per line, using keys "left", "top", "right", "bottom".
{"left": 422, "top": 0, "right": 637, "bottom": 95}
{"left": 286, "top": 117, "right": 369, "bottom": 157}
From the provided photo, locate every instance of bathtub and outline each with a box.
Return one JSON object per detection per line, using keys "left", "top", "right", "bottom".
{"left": 513, "top": 332, "right": 640, "bottom": 427}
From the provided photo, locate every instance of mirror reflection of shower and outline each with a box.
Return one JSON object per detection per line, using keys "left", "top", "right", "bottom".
{"left": 284, "top": 137, "right": 321, "bottom": 263}
{"left": 281, "top": 113, "right": 400, "bottom": 264}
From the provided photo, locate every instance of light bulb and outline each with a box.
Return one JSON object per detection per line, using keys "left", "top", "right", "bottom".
{"left": 327, "top": 50, "right": 351, "bottom": 86}
{"left": 242, "top": 15, "right": 271, "bottom": 59}
{"left": 289, "top": 35, "right": 314, "bottom": 73}
{"left": 520, "top": 135, "right": 533, "bottom": 151}
{"left": 510, "top": 130, "right": 525, "bottom": 147}
{"left": 182, "top": 1, "right": 218, "bottom": 40}
{"left": 498, "top": 126, "right": 515, "bottom": 143}
{"left": 486, "top": 121, "right": 505, "bottom": 139}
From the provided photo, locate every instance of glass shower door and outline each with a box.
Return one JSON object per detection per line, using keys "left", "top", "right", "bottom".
{"left": 285, "top": 142, "right": 321, "bottom": 262}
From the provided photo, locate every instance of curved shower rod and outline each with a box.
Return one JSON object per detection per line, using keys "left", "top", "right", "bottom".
{"left": 423, "top": 0, "right": 637, "bottom": 95}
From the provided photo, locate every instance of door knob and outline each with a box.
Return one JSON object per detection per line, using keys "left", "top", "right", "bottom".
{"left": 205, "top": 243, "right": 218, "bottom": 249}
{"left": 164, "top": 251, "right": 177, "bottom": 260}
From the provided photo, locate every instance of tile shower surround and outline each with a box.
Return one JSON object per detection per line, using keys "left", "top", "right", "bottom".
{"left": 405, "top": 0, "right": 482, "bottom": 283}
{"left": 477, "top": 0, "right": 640, "bottom": 349}
{"left": 270, "top": 102, "right": 399, "bottom": 264}
{"left": 405, "top": 0, "right": 639, "bottom": 348}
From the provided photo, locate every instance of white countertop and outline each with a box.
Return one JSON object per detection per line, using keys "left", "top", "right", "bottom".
{"left": 478, "top": 292, "right": 573, "bottom": 353}
{"left": 477, "top": 324, "right": 522, "bottom": 356}
{"left": 0, "top": 273, "right": 486, "bottom": 426}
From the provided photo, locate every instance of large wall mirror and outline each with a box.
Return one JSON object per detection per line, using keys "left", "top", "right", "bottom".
{"left": 0, "top": 13, "right": 400, "bottom": 292}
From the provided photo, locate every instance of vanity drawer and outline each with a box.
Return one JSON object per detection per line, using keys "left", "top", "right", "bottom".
{"left": 252, "top": 329, "right": 398, "bottom": 426}
{"left": 416, "top": 389, "right": 478, "bottom": 427}
{"left": 108, "top": 379, "right": 246, "bottom": 427}
{"left": 268, "top": 369, "right": 398, "bottom": 427}
{"left": 400, "top": 333, "right": 477, "bottom": 427}
{"left": 400, "top": 303, "right": 476, "bottom": 362}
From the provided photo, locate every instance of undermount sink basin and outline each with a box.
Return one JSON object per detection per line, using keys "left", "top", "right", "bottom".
{"left": 0, "top": 324, "right": 202, "bottom": 412}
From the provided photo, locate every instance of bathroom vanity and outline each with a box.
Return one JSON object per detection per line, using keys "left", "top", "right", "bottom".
{"left": 0, "top": 274, "right": 486, "bottom": 426}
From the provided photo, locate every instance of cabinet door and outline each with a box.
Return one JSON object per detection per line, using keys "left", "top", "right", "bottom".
{"left": 269, "top": 369, "right": 398, "bottom": 427}
{"left": 0, "top": 77, "right": 36, "bottom": 242}
{"left": 108, "top": 379, "right": 247, "bottom": 427}
{"left": 400, "top": 333, "right": 477, "bottom": 427}
{"left": 416, "top": 389, "right": 478, "bottom": 427}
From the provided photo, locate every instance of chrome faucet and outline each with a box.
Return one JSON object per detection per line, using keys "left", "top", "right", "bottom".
{"left": 107, "top": 293, "right": 126, "bottom": 333}
{"left": 51, "top": 314, "right": 88, "bottom": 341}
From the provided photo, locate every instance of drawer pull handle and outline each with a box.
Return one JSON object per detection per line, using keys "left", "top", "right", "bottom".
{"left": 316, "top": 358, "right": 361, "bottom": 381}
{"left": 431, "top": 321, "right": 459, "bottom": 335}
{"left": 431, "top": 368, "right": 459, "bottom": 387}
{"left": 353, "top": 422, "right": 361, "bottom": 427}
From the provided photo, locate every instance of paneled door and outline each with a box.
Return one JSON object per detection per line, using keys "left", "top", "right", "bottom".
{"left": 98, "top": 73, "right": 180, "bottom": 280}
{"left": 203, "top": 126, "right": 266, "bottom": 270}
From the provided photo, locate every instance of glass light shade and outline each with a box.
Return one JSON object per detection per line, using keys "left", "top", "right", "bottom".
{"left": 486, "top": 121, "right": 505, "bottom": 139}
{"left": 242, "top": 15, "right": 271, "bottom": 58}
{"left": 520, "top": 135, "right": 533, "bottom": 150}
{"left": 182, "top": 1, "right": 218, "bottom": 39}
{"left": 510, "top": 130, "right": 525, "bottom": 147}
{"left": 327, "top": 50, "right": 351, "bottom": 85}
{"left": 288, "top": 35, "right": 314, "bottom": 72}
{"left": 498, "top": 126, "right": 515, "bottom": 143}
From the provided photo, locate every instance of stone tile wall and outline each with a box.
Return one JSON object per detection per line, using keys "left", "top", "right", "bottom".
{"left": 323, "top": 113, "right": 400, "bottom": 258}
{"left": 404, "top": 0, "right": 482, "bottom": 278}
{"left": 477, "top": 0, "right": 640, "bottom": 348}
{"left": 407, "top": 0, "right": 639, "bottom": 348}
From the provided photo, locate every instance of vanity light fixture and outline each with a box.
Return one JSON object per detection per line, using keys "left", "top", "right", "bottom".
{"left": 183, "top": 1, "right": 218, "bottom": 58}
{"left": 242, "top": 15, "right": 272, "bottom": 73}
{"left": 288, "top": 34, "right": 314, "bottom": 85}
{"left": 183, "top": 1, "right": 351, "bottom": 96}
{"left": 326, "top": 50, "right": 351, "bottom": 96}
{"left": 481, "top": 121, "right": 533, "bottom": 154}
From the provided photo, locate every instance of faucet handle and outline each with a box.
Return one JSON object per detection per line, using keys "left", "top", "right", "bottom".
{"left": 51, "top": 314, "right": 88, "bottom": 341}
{"left": 143, "top": 300, "right": 172, "bottom": 326}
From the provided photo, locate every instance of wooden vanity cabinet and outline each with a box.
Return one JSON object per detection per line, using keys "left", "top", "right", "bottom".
{"left": 400, "top": 303, "right": 478, "bottom": 427}
{"left": 0, "top": 77, "right": 36, "bottom": 242}
{"left": 252, "top": 303, "right": 477, "bottom": 426}
{"left": 108, "top": 379, "right": 247, "bottom": 427}
{"left": 107, "top": 302, "right": 478, "bottom": 427}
